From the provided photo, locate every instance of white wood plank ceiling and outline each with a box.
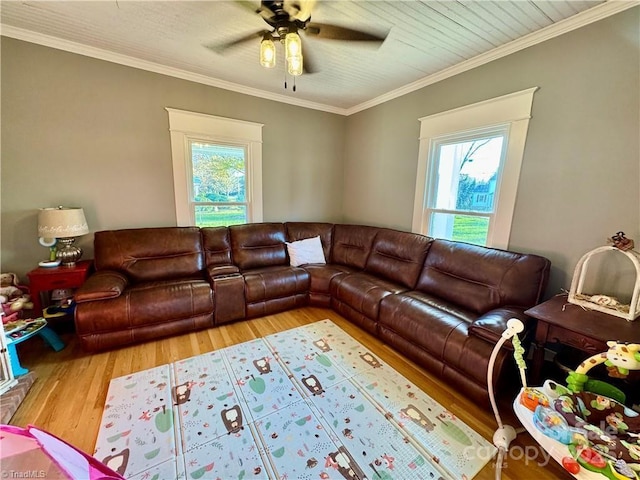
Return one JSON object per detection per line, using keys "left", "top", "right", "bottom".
{"left": 1, "top": 1, "right": 633, "bottom": 114}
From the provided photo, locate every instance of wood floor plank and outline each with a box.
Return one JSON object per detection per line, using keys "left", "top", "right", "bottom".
{"left": 9, "top": 307, "right": 569, "bottom": 479}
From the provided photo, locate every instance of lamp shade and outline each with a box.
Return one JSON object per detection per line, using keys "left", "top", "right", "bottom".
{"left": 38, "top": 207, "right": 89, "bottom": 239}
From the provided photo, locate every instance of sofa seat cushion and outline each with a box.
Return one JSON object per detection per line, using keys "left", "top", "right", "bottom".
{"left": 75, "top": 278, "right": 213, "bottom": 334}
{"left": 378, "top": 291, "right": 475, "bottom": 361}
{"left": 440, "top": 323, "right": 505, "bottom": 386}
{"left": 243, "top": 266, "right": 310, "bottom": 303}
{"left": 331, "top": 272, "right": 407, "bottom": 322}
{"left": 299, "top": 264, "right": 354, "bottom": 308}
{"left": 379, "top": 292, "right": 515, "bottom": 389}
{"left": 303, "top": 264, "right": 355, "bottom": 294}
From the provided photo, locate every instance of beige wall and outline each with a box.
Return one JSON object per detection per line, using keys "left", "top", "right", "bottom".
{"left": 343, "top": 7, "right": 640, "bottom": 297}
{"left": 2, "top": 7, "right": 639, "bottom": 298}
{"left": 1, "top": 38, "right": 346, "bottom": 277}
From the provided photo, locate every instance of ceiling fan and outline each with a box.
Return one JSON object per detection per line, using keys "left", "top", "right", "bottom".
{"left": 208, "top": 0, "right": 388, "bottom": 76}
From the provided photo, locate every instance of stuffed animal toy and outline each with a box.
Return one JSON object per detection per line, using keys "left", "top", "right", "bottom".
{"left": 0, "top": 273, "right": 33, "bottom": 324}
{"left": 1, "top": 304, "right": 19, "bottom": 323}
{"left": 0, "top": 273, "right": 23, "bottom": 302}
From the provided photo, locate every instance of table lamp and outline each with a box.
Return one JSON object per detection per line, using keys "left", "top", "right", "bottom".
{"left": 38, "top": 206, "right": 89, "bottom": 267}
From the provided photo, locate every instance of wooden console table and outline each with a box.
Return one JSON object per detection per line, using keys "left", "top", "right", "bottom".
{"left": 525, "top": 294, "right": 640, "bottom": 384}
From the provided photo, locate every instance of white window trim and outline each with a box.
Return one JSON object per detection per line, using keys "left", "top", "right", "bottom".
{"left": 166, "top": 108, "right": 264, "bottom": 226}
{"left": 412, "top": 87, "right": 538, "bottom": 249}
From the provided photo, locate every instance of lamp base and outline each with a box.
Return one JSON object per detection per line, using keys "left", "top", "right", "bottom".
{"left": 55, "top": 237, "right": 83, "bottom": 267}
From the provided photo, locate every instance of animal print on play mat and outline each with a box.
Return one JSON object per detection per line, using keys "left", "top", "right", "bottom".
{"left": 94, "top": 320, "right": 495, "bottom": 479}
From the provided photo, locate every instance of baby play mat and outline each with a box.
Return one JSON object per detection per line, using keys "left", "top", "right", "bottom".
{"left": 94, "top": 320, "right": 495, "bottom": 479}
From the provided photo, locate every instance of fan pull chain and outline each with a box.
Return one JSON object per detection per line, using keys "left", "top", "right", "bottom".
{"left": 282, "top": 68, "right": 298, "bottom": 92}
{"left": 284, "top": 65, "right": 287, "bottom": 90}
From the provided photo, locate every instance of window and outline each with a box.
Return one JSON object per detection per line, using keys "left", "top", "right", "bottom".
{"left": 412, "top": 88, "right": 537, "bottom": 249}
{"left": 191, "top": 142, "right": 247, "bottom": 227}
{"left": 166, "top": 108, "right": 263, "bottom": 227}
{"left": 426, "top": 127, "right": 507, "bottom": 246}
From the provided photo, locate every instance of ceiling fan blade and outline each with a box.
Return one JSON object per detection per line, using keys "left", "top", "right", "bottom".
{"left": 302, "top": 40, "right": 318, "bottom": 74}
{"left": 233, "top": 1, "right": 274, "bottom": 19}
{"left": 304, "top": 23, "right": 387, "bottom": 43}
{"left": 205, "top": 30, "right": 269, "bottom": 54}
{"left": 287, "top": 0, "right": 316, "bottom": 21}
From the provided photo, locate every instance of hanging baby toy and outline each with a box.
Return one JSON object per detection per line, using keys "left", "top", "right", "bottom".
{"left": 567, "top": 341, "right": 640, "bottom": 391}
{"left": 512, "top": 337, "right": 640, "bottom": 479}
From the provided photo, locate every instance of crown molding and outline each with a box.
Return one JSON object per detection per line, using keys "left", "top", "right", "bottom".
{"left": 2, "top": 0, "right": 637, "bottom": 117}
{"left": 345, "top": 0, "right": 639, "bottom": 116}
{"left": 0, "top": 24, "right": 348, "bottom": 115}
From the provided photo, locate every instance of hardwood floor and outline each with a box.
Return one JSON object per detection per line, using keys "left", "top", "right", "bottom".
{"left": 9, "top": 307, "right": 570, "bottom": 479}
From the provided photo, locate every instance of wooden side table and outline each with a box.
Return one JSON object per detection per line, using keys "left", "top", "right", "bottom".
{"left": 525, "top": 294, "right": 640, "bottom": 384}
{"left": 26, "top": 260, "right": 93, "bottom": 317}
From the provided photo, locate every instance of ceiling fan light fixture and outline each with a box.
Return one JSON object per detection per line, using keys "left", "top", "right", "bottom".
{"left": 287, "top": 55, "right": 303, "bottom": 76}
{"left": 284, "top": 31, "right": 302, "bottom": 60}
{"left": 216, "top": 0, "right": 389, "bottom": 81}
{"left": 259, "top": 34, "right": 276, "bottom": 68}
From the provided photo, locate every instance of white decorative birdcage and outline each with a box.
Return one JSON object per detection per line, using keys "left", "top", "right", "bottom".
{"left": 568, "top": 245, "right": 640, "bottom": 321}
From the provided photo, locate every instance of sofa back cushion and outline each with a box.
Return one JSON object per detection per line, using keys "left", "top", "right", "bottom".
{"left": 201, "top": 227, "right": 233, "bottom": 265}
{"left": 201, "top": 227, "right": 240, "bottom": 276}
{"left": 285, "top": 222, "right": 334, "bottom": 261}
{"left": 365, "top": 229, "right": 433, "bottom": 289}
{"left": 94, "top": 227, "right": 204, "bottom": 283}
{"left": 230, "top": 223, "right": 287, "bottom": 270}
{"left": 332, "top": 224, "right": 378, "bottom": 270}
{"left": 415, "top": 239, "right": 550, "bottom": 314}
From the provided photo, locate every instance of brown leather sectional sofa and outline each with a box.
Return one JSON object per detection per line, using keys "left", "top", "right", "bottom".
{"left": 75, "top": 222, "right": 550, "bottom": 405}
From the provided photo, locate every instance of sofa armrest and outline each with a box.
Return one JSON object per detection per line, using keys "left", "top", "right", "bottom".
{"left": 468, "top": 307, "right": 532, "bottom": 350}
{"left": 207, "top": 265, "right": 241, "bottom": 279}
{"left": 75, "top": 271, "right": 129, "bottom": 303}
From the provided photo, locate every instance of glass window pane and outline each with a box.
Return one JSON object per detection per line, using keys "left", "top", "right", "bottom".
{"left": 195, "top": 205, "right": 247, "bottom": 227}
{"left": 191, "top": 143, "right": 246, "bottom": 203}
{"left": 431, "top": 136, "right": 504, "bottom": 213}
{"left": 429, "top": 212, "right": 489, "bottom": 246}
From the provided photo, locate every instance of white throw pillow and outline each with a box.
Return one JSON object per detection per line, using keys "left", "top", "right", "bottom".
{"left": 286, "top": 236, "right": 326, "bottom": 267}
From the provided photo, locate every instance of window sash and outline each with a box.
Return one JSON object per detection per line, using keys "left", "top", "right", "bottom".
{"left": 192, "top": 201, "right": 246, "bottom": 206}
{"left": 426, "top": 127, "right": 508, "bottom": 215}
{"left": 187, "top": 139, "right": 248, "bottom": 207}
{"left": 427, "top": 210, "right": 493, "bottom": 246}
{"left": 427, "top": 208, "right": 494, "bottom": 218}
